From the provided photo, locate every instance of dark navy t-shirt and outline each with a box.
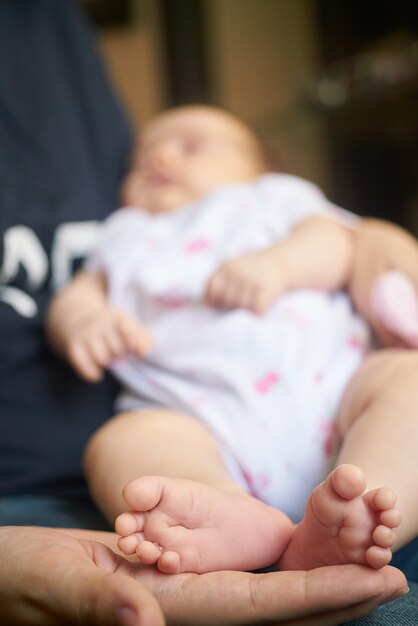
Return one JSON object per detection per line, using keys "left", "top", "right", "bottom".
{"left": 0, "top": 0, "right": 133, "bottom": 498}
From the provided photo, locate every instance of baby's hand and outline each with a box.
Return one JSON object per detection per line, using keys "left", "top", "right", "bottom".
{"left": 65, "top": 308, "right": 153, "bottom": 382}
{"left": 205, "top": 247, "right": 286, "bottom": 315}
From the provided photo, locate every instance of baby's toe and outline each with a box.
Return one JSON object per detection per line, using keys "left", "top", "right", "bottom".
{"left": 373, "top": 524, "right": 396, "bottom": 549}
{"left": 136, "top": 539, "right": 163, "bottom": 564}
{"left": 332, "top": 464, "right": 367, "bottom": 501}
{"left": 115, "top": 511, "right": 145, "bottom": 536}
{"left": 372, "top": 487, "right": 397, "bottom": 511}
{"left": 366, "top": 544, "right": 392, "bottom": 569}
{"left": 157, "top": 550, "right": 181, "bottom": 574}
{"left": 380, "top": 507, "right": 402, "bottom": 529}
{"left": 118, "top": 532, "right": 143, "bottom": 555}
{"left": 123, "top": 476, "right": 164, "bottom": 511}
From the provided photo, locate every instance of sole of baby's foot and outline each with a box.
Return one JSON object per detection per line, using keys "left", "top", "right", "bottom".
{"left": 115, "top": 475, "right": 294, "bottom": 574}
{"left": 278, "top": 464, "right": 401, "bottom": 572}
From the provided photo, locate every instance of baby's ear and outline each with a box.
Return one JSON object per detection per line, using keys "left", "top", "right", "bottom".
{"left": 371, "top": 271, "right": 418, "bottom": 348}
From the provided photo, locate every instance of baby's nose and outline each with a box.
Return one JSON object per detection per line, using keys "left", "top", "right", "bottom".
{"left": 149, "top": 142, "right": 178, "bottom": 169}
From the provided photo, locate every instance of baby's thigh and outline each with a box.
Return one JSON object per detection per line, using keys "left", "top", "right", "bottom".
{"left": 85, "top": 406, "right": 217, "bottom": 465}
{"left": 84, "top": 406, "right": 224, "bottom": 516}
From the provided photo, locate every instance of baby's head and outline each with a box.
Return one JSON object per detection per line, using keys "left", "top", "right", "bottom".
{"left": 121, "top": 105, "right": 269, "bottom": 214}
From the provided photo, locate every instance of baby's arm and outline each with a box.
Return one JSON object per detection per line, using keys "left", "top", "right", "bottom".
{"left": 46, "top": 270, "right": 152, "bottom": 381}
{"left": 205, "top": 214, "right": 354, "bottom": 314}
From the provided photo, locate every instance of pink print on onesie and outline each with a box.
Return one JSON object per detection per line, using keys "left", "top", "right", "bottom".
{"left": 347, "top": 327, "right": 369, "bottom": 351}
{"left": 184, "top": 237, "right": 210, "bottom": 253}
{"left": 242, "top": 468, "right": 272, "bottom": 499}
{"left": 254, "top": 371, "right": 281, "bottom": 394}
{"left": 321, "top": 419, "right": 338, "bottom": 458}
{"left": 154, "top": 289, "right": 187, "bottom": 309}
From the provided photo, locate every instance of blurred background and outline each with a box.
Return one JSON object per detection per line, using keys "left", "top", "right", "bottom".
{"left": 80, "top": 0, "right": 418, "bottom": 232}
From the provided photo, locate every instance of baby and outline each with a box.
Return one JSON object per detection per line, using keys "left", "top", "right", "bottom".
{"left": 47, "top": 105, "right": 418, "bottom": 575}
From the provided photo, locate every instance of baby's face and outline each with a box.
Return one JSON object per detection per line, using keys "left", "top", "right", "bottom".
{"left": 121, "top": 106, "right": 266, "bottom": 214}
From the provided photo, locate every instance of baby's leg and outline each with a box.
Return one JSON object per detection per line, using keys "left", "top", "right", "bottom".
{"left": 279, "top": 463, "right": 399, "bottom": 571}
{"left": 84, "top": 408, "right": 294, "bottom": 573}
{"left": 335, "top": 350, "right": 418, "bottom": 550}
{"left": 279, "top": 350, "right": 418, "bottom": 572}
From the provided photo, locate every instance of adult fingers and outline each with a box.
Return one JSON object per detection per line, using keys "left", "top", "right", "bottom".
{"left": 276, "top": 566, "right": 407, "bottom": 626}
{"left": 278, "top": 597, "right": 397, "bottom": 626}
{"left": 151, "top": 565, "right": 407, "bottom": 626}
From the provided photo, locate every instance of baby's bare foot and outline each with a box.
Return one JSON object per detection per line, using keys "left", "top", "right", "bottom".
{"left": 279, "top": 464, "right": 401, "bottom": 572}
{"left": 115, "top": 476, "right": 294, "bottom": 574}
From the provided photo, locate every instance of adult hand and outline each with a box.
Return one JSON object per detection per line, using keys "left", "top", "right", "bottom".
{"left": 130, "top": 562, "right": 407, "bottom": 626}
{"left": 0, "top": 526, "right": 408, "bottom": 626}
{"left": 350, "top": 219, "right": 418, "bottom": 348}
{"left": 0, "top": 526, "right": 164, "bottom": 625}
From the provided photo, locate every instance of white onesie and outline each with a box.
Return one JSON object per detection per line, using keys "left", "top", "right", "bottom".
{"left": 89, "top": 174, "right": 369, "bottom": 521}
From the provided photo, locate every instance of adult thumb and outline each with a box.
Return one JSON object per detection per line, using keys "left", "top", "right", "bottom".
{"left": 82, "top": 570, "right": 165, "bottom": 626}
{"left": 51, "top": 559, "right": 165, "bottom": 626}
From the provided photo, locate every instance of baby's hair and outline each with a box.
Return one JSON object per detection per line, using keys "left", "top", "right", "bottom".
{"left": 217, "top": 105, "right": 282, "bottom": 174}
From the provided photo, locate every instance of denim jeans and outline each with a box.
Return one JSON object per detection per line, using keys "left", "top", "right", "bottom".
{"left": 0, "top": 495, "right": 417, "bottom": 625}
{"left": 344, "top": 581, "right": 418, "bottom": 626}
{"left": 0, "top": 494, "right": 112, "bottom": 530}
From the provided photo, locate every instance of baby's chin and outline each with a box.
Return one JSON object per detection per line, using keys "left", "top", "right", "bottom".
{"left": 125, "top": 189, "right": 197, "bottom": 215}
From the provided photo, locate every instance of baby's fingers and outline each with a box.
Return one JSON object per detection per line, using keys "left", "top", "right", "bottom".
{"left": 67, "top": 339, "right": 104, "bottom": 382}
{"left": 205, "top": 273, "right": 226, "bottom": 308}
{"left": 101, "top": 323, "right": 126, "bottom": 359}
{"left": 246, "top": 289, "right": 272, "bottom": 315}
{"left": 205, "top": 272, "right": 240, "bottom": 310}
{"left": 115, "top": 312, "right": 153, "bottom": 357}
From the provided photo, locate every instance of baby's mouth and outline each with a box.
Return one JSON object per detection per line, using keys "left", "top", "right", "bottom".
{"left": 147, "top": 171, "right": 175, "bottom": 186}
